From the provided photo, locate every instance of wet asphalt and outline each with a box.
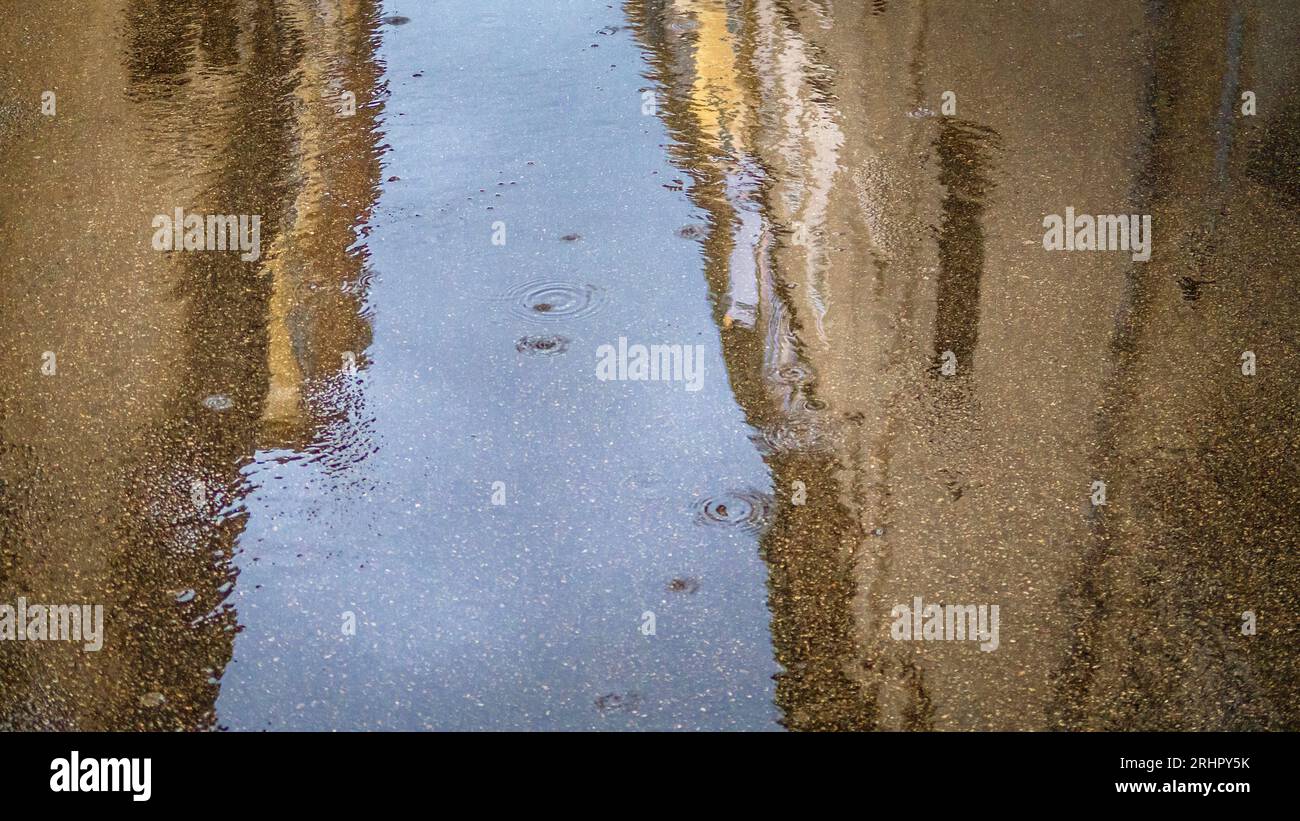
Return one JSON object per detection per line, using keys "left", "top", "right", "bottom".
{"left": 0, "top": 0, "right": 1297, "bottom": 730}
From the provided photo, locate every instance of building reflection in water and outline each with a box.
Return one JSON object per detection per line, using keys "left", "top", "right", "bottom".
{"left": 628, "top": 0, "right": 1300, "bottom": 730}
{"left": 0, "top": 0, "right": 385, "bottom": 729}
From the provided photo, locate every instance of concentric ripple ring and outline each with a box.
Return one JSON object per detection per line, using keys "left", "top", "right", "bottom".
{"left": 501, "top": 279, "right": 607, "bottom": 324}
{"left": 692, "top": 489, "right": 774, "bottom": 535}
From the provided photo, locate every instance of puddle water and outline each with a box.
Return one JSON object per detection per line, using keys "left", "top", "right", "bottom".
{"left": 1, "top": 0, "right": 1297, "bottom": 732}
{"left": 212, "top": 1, "right": 780, "bottom": 731}
{"left": 498, "top": 279, "right": 609, "bottom": 324}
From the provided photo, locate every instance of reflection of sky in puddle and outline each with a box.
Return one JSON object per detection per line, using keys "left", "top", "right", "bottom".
{"left": 215, "top": 1, "right": 779, "bottom": 730}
